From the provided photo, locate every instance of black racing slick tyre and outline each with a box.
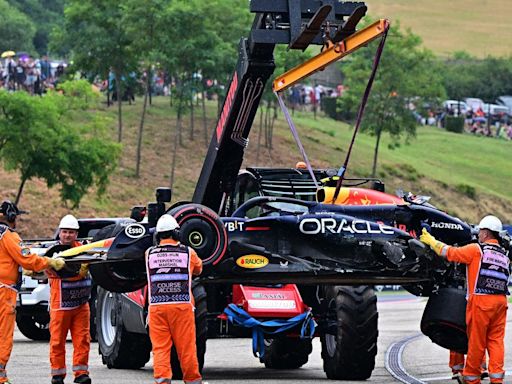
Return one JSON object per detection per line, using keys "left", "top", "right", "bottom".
{"left": 96, "top": 287, "right": 151, "bottom": 369}
{"left": 421, "top": 287, "right": 467, "bottom": 353}
{"left": 261, "top": 337, "right": 313, "bottom": 369}
{"left": 168, "top": 204, "right": 227, "bottom": 267}
{"left": 15, "top": 312, "right": 50, "bottom": 341}
{"left": 170, "top": 282, "right": 207, "bottom": 380}
{"left": 320, "top": 285, "right": 378, "bottom": 380}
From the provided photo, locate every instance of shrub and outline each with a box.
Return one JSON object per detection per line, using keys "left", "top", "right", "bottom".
{"left": 455, "top": 183, "right": 476, "bottom": 199}
{"left": 445, "top": 116, "right": 464, "bottom": 133}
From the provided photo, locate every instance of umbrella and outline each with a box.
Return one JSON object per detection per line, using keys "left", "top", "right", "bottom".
{"left": 1, "top": 50, "right": 15, "bottom": 58}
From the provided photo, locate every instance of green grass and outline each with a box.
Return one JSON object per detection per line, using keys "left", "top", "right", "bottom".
{"left": 367, "top": 0, "right": 512, "bottom": 58}
{"left": 5, "top": 96, "right": 512, "bottom": 237}
{"left": 285, "top": 112, "right": 512, "bottom": 202}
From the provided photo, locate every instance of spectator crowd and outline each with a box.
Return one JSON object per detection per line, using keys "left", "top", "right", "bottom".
{"left": 1, "top": 52, "right": 66, "bottom": 95}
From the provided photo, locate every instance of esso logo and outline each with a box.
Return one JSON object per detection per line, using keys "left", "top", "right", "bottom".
{"left": 125, "top": 223, "right": 146, "bottom": 238}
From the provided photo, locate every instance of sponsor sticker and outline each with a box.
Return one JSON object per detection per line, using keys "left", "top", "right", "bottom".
{"left": 236, "top": 254, "right": 269, "bottom": 269}
{"left": 125, "top": 223, "right": 146, "bottom": 238}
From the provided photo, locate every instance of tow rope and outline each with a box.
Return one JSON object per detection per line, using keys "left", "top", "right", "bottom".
{"left": 275, "top": 91, "right": 319, "bottom": 188}
{"left": 274, "top": 22, "right": 390, "bottom": 203}
{"left": 223, "top": 303, "right": 316, "bottom": 358}
{"left": 332, "top": 24, "right": 389, "bottom": 203}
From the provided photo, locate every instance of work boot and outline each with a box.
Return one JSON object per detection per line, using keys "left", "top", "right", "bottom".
{"left": 480, "top": 371, "right": 488, "bottom": 380}
{"left": 51, "top": 376, "right": 65, "bottom": 384}
{"left": 73, "top": 374, "right": 91, "bottom": 384}
{"left": 451, "top": 372, "right": 464, "bottom": 384}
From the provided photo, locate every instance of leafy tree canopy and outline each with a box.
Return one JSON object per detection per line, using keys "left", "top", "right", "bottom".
{"left": 0, "top": 81, "right": 121, "bottom": 207}
{"left": 0, "top": 0, "right": 36, "bottom": 53}
{"left": 7, "top": 0, "right": 64, "bottom": 55}
{"left": 338, "top": 21, "right": 445, "bottom": 176}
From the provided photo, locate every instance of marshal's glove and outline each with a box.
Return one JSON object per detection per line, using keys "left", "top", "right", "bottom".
{"left": 78, "top": 264, "right": 89, "bottom": 278}
{"left": 419, "top": 228, "right": 447, "bottom": 257}
{"left": 45, "top": 257, "right": 66, "bottom": 271}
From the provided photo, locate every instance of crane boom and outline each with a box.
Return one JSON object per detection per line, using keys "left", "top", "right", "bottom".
{"left": 192, "top": 1, "right": 367, "bottom": 212}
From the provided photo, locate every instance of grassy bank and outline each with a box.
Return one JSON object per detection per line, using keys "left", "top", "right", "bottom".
{"left": 367, "top": 0, "right": 512, "bottom": 57}
{"left": 2, "top": 96, "right": 511, "bottom": 237}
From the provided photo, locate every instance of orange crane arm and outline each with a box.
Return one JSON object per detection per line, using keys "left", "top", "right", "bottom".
{"left": 273, "top": 19, "right": 390, "bottom": 93}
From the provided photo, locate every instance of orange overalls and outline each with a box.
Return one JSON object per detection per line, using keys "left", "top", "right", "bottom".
{"left": 449, "top": 351, "right": 487, "bottom": 377}
{"left": 146, "top": 239, "right": 203, "bottom": 384}
{"left": 48, "top": 241, "right": 92, "bottom": 380}
{"left": 0, "top": 223, "right": 50, "bottom": 383}
{"left": 444, "top": 240, "right": 509, "bottom": 384}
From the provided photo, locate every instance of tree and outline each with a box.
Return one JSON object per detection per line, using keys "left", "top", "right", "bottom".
{"left": 122, "top": 0, "right": 167, "bottom": 177}
{"left": 0, "top": 0, "right": 36, "bottom": 53}
{"left": 160, "top": 0, "right": 250, "bottom": 184}
{"left": 338, "top": 22, "right": 445, "bottom": 177}
{"left": 0, "top": 83, "right": 121, "bottom": 207}
{"left": 52, "top": 0, "right": 137, "bottom": 142}
{"left": 7, "top": 0, "right": 65, "bottom": 55}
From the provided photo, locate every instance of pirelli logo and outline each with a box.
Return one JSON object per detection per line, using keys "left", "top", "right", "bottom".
{"left": 216, "top": 72, "right": 238, "bottom": 143}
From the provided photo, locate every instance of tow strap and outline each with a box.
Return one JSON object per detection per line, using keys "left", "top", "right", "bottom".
{"left": 274, "top": 22, "right": 390, "bottom": 203}
{"left": 332, "top": 25, "right": 389, "bottom": 202}
{"left": 275, "top": 91, "right": 319, "bottom": 188}
{"left": 223, "top": 303, "right": 316, "bottom": 358}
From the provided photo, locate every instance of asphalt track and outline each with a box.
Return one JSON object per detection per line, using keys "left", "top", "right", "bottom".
{"left": 7, "top": 293, "right": 512, "bottom": 383}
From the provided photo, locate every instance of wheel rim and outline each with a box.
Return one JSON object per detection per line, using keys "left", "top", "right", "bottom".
{"left": 189, "top": 231, "right": 204, "bottom": 247}
{"left": 101, "top": 292, "right": 117, "bottom": 347}
{"left": 325, "top": 334, "right": 337, "bottom": 357}
{"left": 325, "top": 297, "right": 338, "bottom": 358}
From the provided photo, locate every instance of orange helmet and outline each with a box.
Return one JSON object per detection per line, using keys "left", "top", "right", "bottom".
{"left": 295, "top": 161, "right": 307, "bottom": 169}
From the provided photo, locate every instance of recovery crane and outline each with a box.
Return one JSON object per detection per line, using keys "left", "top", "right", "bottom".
{"left": 58, "top": 1, "right": 485, "bottom": 380}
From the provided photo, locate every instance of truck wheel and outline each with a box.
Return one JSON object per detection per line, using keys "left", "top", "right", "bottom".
{"left": 168, "top": 204, "right": 227, "bottom": 266}
{"left": 261, "top": 338, "right": 312, "bottom": 369}
{"left": 15, "top": 313, "right": 50, "bottom": 341}
{"left": 421, "top": 287, "right": 467, "bottom": 353}
{"left": 96, "top": 287, "right": 151, "bottom": 369}
{"left": 169, "top": 282, "right": 208, "bottom": 379}
{"left": 89, "top": 285, "right": 98, "bottom": 342}
{"left": 320, "top": 285, "right": 378, "bottom": 380}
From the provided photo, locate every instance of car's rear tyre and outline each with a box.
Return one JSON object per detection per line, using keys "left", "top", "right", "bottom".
{"left": 169, "top": 281, "right": 207, "bottom": 379}
{"left": 261, "top": 337, "right": 312, "bottom": 369}
{"left": 320, "top": 285, "right": 378, "bottom": 380}
{"left": 168, "top": 204, "right": 227, "bottom": 267}
{"left": 96, "top": 287, "right": 151, "bottom": 369}
{"left": 15, "top": 312, "right": 50, "bottom": 341}
{"left": 421, "top": 287, "right": 467, "bottom": 353}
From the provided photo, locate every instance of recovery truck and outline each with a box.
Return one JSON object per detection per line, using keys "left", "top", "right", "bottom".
{"left": 55, "top": 0, "right": 511, "bottom": 380}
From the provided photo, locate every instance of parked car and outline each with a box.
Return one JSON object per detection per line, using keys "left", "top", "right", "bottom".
{"left": 464, "top": 97, "right": 485, "bottom": 112}
{"left": 482, "top": 103, "right": 510, "bottom": 124}
{"left": 442, "top": 100, "right": 468, "bottom": 116}
{"left": 496, "top": 96, "right": 512, "bottom": 117}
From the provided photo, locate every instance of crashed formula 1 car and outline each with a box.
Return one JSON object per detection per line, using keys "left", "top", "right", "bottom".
{"left": 55, "top": 0, "right": 506, "bottom": 380}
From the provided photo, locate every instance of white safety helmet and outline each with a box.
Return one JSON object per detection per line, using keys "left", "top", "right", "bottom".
{"left": 59, "top": 214, "right": 79, "bottom": 230}
{"left": 156, "top": 214, "right": 179, "bottom": 233}
{"left": 478, "top": 215, "right": 502, "bottom": 233}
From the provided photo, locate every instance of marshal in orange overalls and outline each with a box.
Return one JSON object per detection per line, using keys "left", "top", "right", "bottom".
{"left": 0, "top": 224, "right": 50, "bottom": 383}
{"left": 48, "top": 241, "right": 92, "bottom": 382}
{"left": 146, "top": 238, "right": 202, "bottom": 384}
{"left": 444, "top": 240, "right": 509, "bottom": 384}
